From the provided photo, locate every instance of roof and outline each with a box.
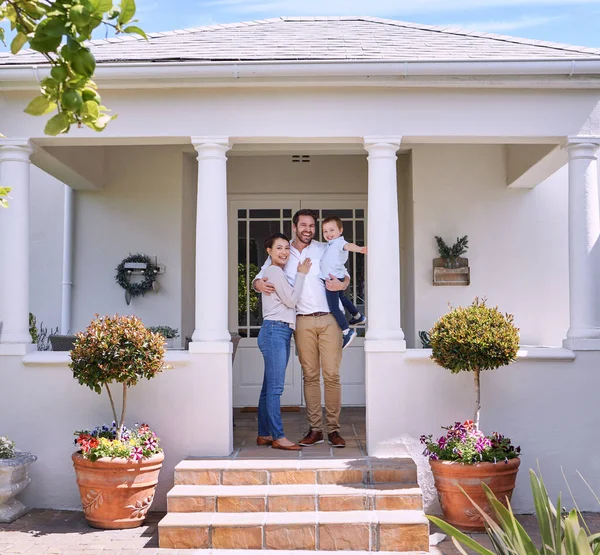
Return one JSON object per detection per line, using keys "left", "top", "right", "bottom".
{"left": 1, "top": 16, "right": 600, "bottom": 66}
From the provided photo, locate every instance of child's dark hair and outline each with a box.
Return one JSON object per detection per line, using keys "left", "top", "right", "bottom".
{"left": 292, "top": 209, "right": 318, "bottom": 227}
{"left": 264, "top": 232, "right": 290, "bottom": 250}
{"left": 322, "top": 216, "right": 343, "bottom": 230}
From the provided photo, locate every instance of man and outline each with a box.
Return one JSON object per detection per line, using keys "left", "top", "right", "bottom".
{"left": 254, "top": 209, "right": 350, "bottom": 448}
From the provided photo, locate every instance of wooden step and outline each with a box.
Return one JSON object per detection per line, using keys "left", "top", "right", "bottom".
{"left": 168, "top": 484, "right": 423, "bottom": 513}
{"left": 174, "top": 458, "right": 417, "bottom": 487}
{"left": 158, "top": 510, "right": 429, "bottom": 551}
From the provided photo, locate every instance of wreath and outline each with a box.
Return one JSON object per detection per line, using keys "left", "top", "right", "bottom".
{"left": 115, "top": 254, "right": 160, "bottom": 301}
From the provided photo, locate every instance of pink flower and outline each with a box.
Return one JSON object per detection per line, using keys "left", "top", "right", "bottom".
{"left": 130, "top": 447, "right": 144, "bottom": 461}
{"left": 144, "top": 437, "right": 157, "bottom": 451}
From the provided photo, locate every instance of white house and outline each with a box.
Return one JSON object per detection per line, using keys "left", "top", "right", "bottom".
{"left": 1, "top": 16, "right": 600, "bottom": 519}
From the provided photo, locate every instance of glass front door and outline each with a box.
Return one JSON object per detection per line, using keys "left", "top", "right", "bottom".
{"left": 229, "top": 199, "right": 367, "bottom": 407}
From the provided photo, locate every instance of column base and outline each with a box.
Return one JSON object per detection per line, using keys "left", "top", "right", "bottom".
{"left": 562, "top": 337, "right": 600, "bottom": 351}
{"left": 0, "top": 343, "right": 36, "bottom": 356}
{"left": 189, "top": 341, "right": 232, "bottom": 354}
{"left": 364, "top": 339, "right": 407, "bottom": 353}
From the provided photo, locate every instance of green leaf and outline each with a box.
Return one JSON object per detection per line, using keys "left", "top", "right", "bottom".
{"left": 24, "top": 95, "right": 57, "bottom": 116}
{"left": 44, "top": 112, "right": 71, "bottom": 136}
{"left": 123, "top": 25, "right": 147, "bottom": 39}
{"left": 90, "top": 0, "right": 113, "bottom": 12}
{"left": 29, "top": 33, "right": 62, "bottom": 53}
{"left": 0, "top": 186, "right": 12, "bottom": 209}
{"left": 10, "top": 32, "right": 28, "bottom": 54}
{"left": 118, "top": 0, "right": 135, "bottom": 25}
{"left": 81, "top": 100, "right": 99, "bottom": 118}
{"left": 427, "top": 516, "right": 495, "bottom": 555}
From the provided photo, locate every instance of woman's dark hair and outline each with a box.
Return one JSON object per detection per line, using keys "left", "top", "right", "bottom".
{"left": 264, "top": 232, "right": 290, "bottom": 250}
{"left": 292, "top": 209, "right": 318, "bottom": 227}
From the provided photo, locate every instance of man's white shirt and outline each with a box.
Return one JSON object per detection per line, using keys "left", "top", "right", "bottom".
{"left": 255, "top": 240, "right": 344, "bottom": 315}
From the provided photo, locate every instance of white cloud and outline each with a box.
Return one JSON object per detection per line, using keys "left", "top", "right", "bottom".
{"left": 442, "top": 15, "right": 565, "bottom": 32}
{"left": 203, "top": 0, "right": 600, "bottom": 15}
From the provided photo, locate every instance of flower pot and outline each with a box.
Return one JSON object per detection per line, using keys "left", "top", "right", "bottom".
{"left": 430, "top": 457, "right": 520, "bottom": 532}
{"left": 72, "top": 451, "right": 164, "bottom": 529}
{"left": 0, "top": 452, "right": 37, "bottom": 523}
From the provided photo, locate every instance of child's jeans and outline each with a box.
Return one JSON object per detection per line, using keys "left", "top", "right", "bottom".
{"left": 324, "top": 278, "right": 359, "bottom": 332}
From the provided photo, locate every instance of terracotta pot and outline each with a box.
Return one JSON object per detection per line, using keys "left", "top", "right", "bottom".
{"left": 430, "top": 457, "right": 520, "bottom": 532}
{"left": 72, "top": 451, "right": 164, "bottom": 529}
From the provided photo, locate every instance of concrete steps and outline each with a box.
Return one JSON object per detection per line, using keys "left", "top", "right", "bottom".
{"left": 158, "top": 457, "right": 429, "bottom": 551}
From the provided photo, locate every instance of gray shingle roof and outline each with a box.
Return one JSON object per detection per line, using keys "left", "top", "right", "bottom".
{"left": 2, "top": 16, "right": 599, "bottom": 65}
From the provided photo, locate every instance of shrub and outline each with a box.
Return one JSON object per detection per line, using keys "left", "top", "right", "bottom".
{"left": 70, "top": 315, "right": 167, "bottom": 441}
{"left": 0, "top": 436, "right": 15, "bottom": 459}
{"left": 147, "top": 326, "right": 179, "bottom": 339}
{"left": 429, "top": 298, "right": 519, "bottom": 429}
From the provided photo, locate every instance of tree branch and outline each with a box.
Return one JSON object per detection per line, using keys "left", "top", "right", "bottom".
{"left": 105, "top": 383, "right": 118, "bottom": 429}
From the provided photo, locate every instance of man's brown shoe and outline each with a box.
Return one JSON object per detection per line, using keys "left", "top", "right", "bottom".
{"left": 298, "top": 430, "right": 324, "bottom": 446}
{"left": 328, "top": 431, "right": 346, "bottom": 448}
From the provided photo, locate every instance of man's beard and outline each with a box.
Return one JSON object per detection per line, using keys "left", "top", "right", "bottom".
{"left": 297, "top": 231, "right": 314, "bottom": 245}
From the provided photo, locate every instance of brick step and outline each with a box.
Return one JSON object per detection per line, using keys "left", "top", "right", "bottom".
{"left": 158, "top": 509, "right": 429, "bottom": 551}
{"left": 174, "top": 457, "right": 417, "bottom": 487}
{"left": 168, "top": 484, "right": 423, "bottom": 513}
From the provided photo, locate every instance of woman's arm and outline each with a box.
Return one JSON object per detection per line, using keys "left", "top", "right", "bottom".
{"left": 265, "top": 267, "right": 306, "bottom": 309}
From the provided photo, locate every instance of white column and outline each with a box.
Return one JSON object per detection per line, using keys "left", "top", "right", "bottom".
{"left": 363, "top": 137, "right": 405, "bottom": 349}
{"left": 190, "top": 137, "right": 231, "bottom": 347}
{"left": 0, "top": 140, "right": 33, "bottom": 349}
{"left": 563, "top": 136, "right": 600, "bottom": 350}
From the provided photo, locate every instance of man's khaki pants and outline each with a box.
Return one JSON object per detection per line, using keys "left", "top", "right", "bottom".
{"left": 294, "top": 313, "right": 342, "bottom": 433}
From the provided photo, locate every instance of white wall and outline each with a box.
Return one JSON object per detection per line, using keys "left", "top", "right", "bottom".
{"left": 366, "top": 350, "right": 600, "bottom": 513}
{"left": 29, "top": 167, "right": 65, "bottom": 335}
{"left": 411, "top": 144, "right": 569, "bottom": 347}
{"left": 71, "top": 145, "right": 184, "bottom": 335}
{"left": 0, "top": 352, "right": 232, "bottom": 511}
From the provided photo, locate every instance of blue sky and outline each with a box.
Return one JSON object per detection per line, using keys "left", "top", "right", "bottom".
{"left": 132, "top": 0, "right": 600, "bottom": 47}
{"left": 2, "top": 0, "right": 600, "bottom": 49}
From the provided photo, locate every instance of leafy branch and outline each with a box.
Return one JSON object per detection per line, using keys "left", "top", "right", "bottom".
{"left": 435, "top": 235, "right": 469, "bottom": 259}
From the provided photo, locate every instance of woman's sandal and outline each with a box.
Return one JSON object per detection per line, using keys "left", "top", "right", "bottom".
{"left": 272, "top": 439, "right": 302, "bottom": 451}
{"left": 256, "top": 436, "right": 273, "bottom": 446}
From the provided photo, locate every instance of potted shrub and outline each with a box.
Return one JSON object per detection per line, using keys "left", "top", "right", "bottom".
{"left": 70, "top": 314, "right": 168, "bottom": 530}
{"left": 422, "top": 297, "right": 521, "bottom": 531}
{"left": 147, "top": 326, "right": 179, "bottom": 349}
{"left": 0, "top": 436, "right": 37, "bottom": 523}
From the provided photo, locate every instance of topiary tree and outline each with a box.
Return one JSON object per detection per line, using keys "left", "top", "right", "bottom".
{"left": 429, "top": 298, "right": 519, "bottom": 430}
{"left": 70, "top": 314, "right": 167, "bottom": 440}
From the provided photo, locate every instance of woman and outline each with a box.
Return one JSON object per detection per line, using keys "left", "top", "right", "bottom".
{"left": 257, "top": 232, "right": 311, "bottom": 451}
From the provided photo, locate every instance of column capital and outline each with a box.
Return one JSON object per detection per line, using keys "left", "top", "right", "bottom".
{"left": 0, "top": 139, "right": 33, "bottom": 163}
{"left": 363, "top": 136, "right": 402, "bottom": 152}
{"left": 565, "top": 136, "right": 600, "bottom": 157}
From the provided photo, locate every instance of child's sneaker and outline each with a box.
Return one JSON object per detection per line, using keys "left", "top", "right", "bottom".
{"left": 342, "top": 329, "right": 357, "bottom": 350}
{"left": 349, "top": 314, "right": 367, "bottom": 326}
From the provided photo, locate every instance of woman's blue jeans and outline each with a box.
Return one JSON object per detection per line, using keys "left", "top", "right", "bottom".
{"left": 257, "top": 320, "right": 293, "bottom": 440}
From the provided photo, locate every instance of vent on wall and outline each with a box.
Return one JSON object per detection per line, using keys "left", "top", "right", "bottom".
{"left": 292, "top": 155, "right": 311, "bottom": 163}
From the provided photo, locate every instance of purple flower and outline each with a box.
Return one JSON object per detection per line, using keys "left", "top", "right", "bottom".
{"left": 144, "top": 438, "right": 157, "bottom": 451}
{"left": 437, "top": 436, "right": 447, "bottom": 449}
{"left": 130, "top": 447, "right": 143, "bottom": 461}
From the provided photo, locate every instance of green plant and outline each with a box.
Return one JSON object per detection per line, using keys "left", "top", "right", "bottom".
{"left": 429, "top": 298, "right": 519, "bottom": 429}
{"left": 0, "top": 436, "right": 15, "bottom": 459}
{"left": 70, "top": 314, "right": 168, "bottom": 441}
{"left": 0, "top": 186, "right": 10, "bottom": 208}
{"left": 419, "top": 330, "right": 431, "bottom": 348}
{"left": 428, "top": 468, "right": 600, "bottom": 554}
{"left": 435, "top": 235, "right": 469, "bottom": 259}
{"left": 147, "top": 326, "right": 179, "bottom": 339}
{"left": 238, "top": 263, "right": 260, "bottom": 317}
{"left": 29, "top": 312, "right": 38, "bottom": 344}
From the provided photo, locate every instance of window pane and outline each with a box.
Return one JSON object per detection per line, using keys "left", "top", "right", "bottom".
{"left": 322, "top": 209, "right": 353, "bottom": 219}
{"left": 356, "top": 220, "right": 364, "bottom": 244}
{"left": 237, "top": 209, "right": 247, "bottom": 218}
{"left": 250, "top": 328, "right": 260, "bottom": 338}
{"left": 283, "top": 209, "right": 292, "bottom": 218}
{"left": 283, "top": 220, "right": 292, "bottom": 238}
{"left": 356, "top": 209, "right": 364, "bottom": 218}
{"left": 249, "top": 209, "right": 281, "bottom": 218}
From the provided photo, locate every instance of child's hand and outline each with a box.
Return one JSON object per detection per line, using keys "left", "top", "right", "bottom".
{"left": 297, "top": 258, "right": 312, "bottom": 274}
{"left": 360, "top": 246, "right": 368, "bottom": 254}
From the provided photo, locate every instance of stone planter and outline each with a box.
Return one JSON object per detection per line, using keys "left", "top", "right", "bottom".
{"left": 72, "top": 451, "right": 164, "bottom": 529}
{"left": 0, "top": 452, "right": 37, "bottom": 523}
{"left": 430, "top": 457, "right": 520, "bottom": 532}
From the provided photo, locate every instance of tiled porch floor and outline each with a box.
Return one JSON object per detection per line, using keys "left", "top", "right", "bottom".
{"left": 232, "top": 407, "right": 367, "bottom": 459}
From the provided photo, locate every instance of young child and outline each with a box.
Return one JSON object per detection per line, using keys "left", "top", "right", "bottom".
{"left": 320, "top": 216, "right": 367, "bottom": 349}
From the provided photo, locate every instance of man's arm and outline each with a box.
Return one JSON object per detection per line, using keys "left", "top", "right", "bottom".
{"left": 252, "top": 257, "right": 276, "bottom": 294}
{"left": 325, "top": 274, "right": 350, "bottom": 291}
